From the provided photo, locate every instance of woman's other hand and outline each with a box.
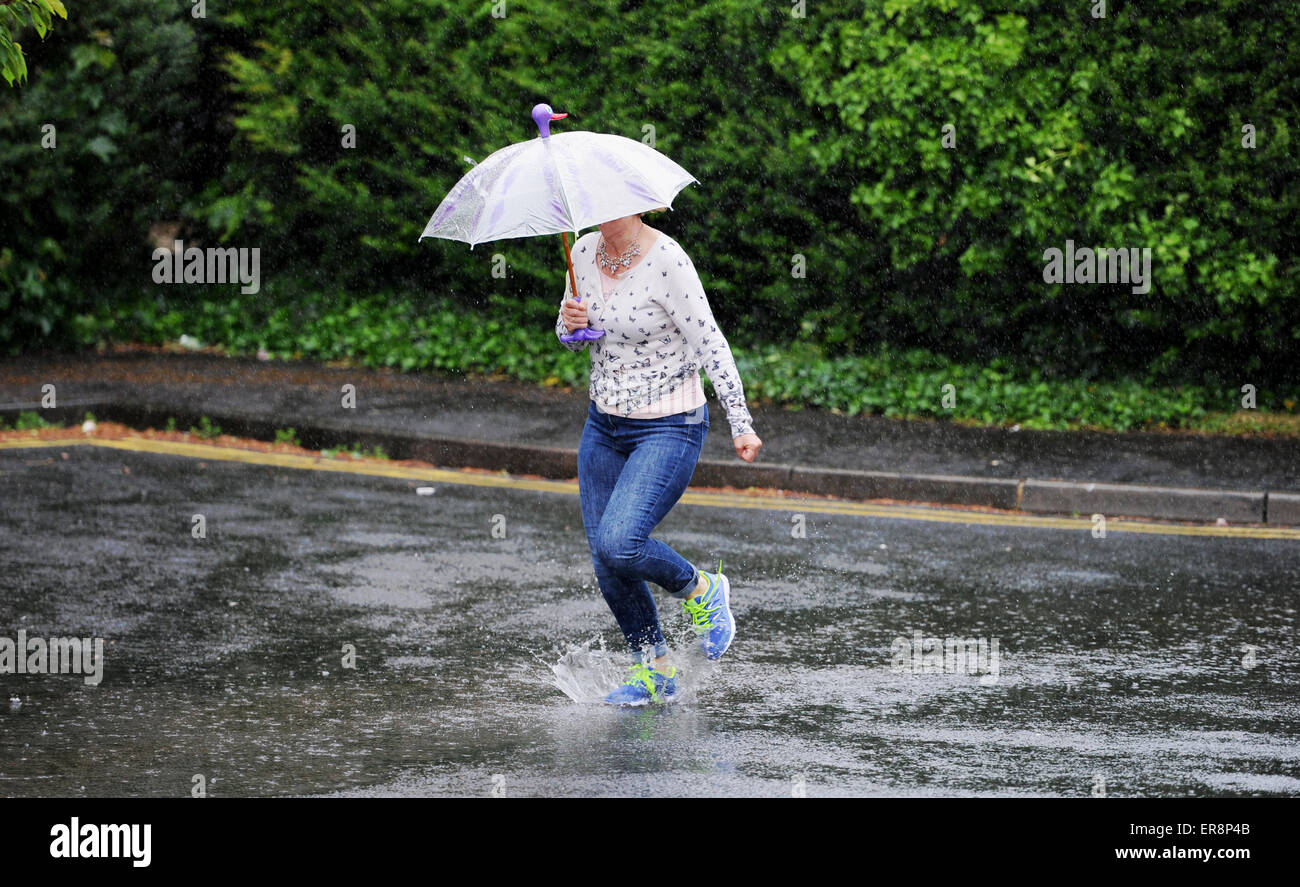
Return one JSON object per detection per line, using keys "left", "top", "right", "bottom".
{"left": 733, "top": 433, "right": 762, "bottom": 463}
{"left": 561, "top": 297, "right": 587, "bottom": 333}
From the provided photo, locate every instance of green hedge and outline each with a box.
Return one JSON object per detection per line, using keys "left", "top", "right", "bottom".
{"left": 0, "top": 0, "right": 218, "bottom": 348}
{"left": 77, "top": 286, "right": 1298, "bottom": 432}
{"left": 2, "top": 0, "right": 1296, "bottom": 400}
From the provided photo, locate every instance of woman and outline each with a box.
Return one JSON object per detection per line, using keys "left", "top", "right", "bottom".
{"left": 556, "top": 211, "right": 763, "bottom": 705}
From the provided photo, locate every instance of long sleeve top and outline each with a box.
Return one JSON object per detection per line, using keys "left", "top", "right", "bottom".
{"left": 594, "top": 266, "right": 707, "bottom": 418}
{"left": 555, "top": 231, "right": 755, "bottom": 438}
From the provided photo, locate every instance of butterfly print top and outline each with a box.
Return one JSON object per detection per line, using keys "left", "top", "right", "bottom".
{"left": 555, "top": 231, "right": 755, "bottom": 438}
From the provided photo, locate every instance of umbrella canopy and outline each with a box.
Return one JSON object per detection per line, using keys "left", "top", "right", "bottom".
{"left": 420, "top": 105, "right": 698, "bottom": 248}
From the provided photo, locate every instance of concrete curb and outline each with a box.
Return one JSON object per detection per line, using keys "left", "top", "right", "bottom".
{"left": 1267, "top": 492, "right": 1300, "bottom": 526}
{"left": 1021, "top": 479, "right": 1265, "bottom": 524}
{"left": 2, "top": 399, "right": 1295, "bottom": 526}
{"left": 787, "top": 465, "right": 1022, "bottom": 510}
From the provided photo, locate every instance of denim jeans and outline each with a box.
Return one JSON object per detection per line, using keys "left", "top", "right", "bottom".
{"left": 578, "top": 399, "right": 709, "bottom": 658}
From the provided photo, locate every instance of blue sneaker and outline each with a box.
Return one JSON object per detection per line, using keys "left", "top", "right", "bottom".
{"left": 682, "top": 561, "right": 735, "bottom": 660}
{"left": 604, "top": 662, "right": 678, "bottom": 706}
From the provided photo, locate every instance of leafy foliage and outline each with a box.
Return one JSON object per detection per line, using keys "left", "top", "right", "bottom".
{"left": 0, "top": 0, "right": 217, "bottom": 352}
{"left": 1, "top": 0, "right": 67, "bottom": 86}
{"left": 1, "top": 0, "right": 1295, "bottom": 427}
{"left": 771, "top": 0, "right": 1299, "bottom": 384}
{"left": 76, "top": 286, "right": 1297, "bottom": 432}
{"left": 189, "top": 416, "right": 222, "bottom": 439}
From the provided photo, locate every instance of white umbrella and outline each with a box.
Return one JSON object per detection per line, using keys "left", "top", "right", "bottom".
{"left": 420, "top": 103, "right": 699, "bottom": 341}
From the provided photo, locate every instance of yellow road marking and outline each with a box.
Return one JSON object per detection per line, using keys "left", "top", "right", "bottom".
{"left": 3, "top": 436, "right": 1298, "bottom": 540}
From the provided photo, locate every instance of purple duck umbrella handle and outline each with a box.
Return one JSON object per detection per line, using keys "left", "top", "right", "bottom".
{"left": 534, "top": 97, "right": 606, "bottom": 346}
{"left": 558, "top": 294, "right": 606, "bottom": 343}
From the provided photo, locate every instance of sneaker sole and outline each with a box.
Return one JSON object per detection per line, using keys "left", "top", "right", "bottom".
{"left": 606, "top": 690, "right": 678, "bottom": 707}
{"left": 604, "top": 682, "right": 679, "bottom": 707}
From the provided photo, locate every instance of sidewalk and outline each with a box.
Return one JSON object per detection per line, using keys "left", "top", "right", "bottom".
{"left": 2, "top": 350, "right": 1297, "bottom": 524}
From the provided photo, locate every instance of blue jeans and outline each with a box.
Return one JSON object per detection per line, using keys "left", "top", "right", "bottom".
{"left": 578, "top": 399, "right": 709, "bottom": 658}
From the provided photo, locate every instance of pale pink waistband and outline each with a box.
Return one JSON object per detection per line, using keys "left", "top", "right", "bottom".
{"left": 595, "top": 372, "right": 706, "bottom": 418}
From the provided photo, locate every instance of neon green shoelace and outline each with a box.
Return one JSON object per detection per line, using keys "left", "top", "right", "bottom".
{"left": 621, "top": 662, "right": 656, "bottom": 691}
{"left": 682, "top": 591, "right": 720, "bottom": 629}
{"left": 621, "top": 662, "right": 673, "bottom": 697}
{"left": 682, "top": 560, "right": 724, "bottom": 629}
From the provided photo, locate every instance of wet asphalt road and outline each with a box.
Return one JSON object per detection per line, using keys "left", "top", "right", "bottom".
{"left": 0, "top": 444, "right": 1297, "bottom": 797}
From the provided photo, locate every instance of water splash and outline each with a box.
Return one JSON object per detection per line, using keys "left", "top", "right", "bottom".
{"left": 546, "top": 638, "right": 626, "bottom": 704}
{"left": 544, "top": 630, "right": 713, "bottom": 705}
